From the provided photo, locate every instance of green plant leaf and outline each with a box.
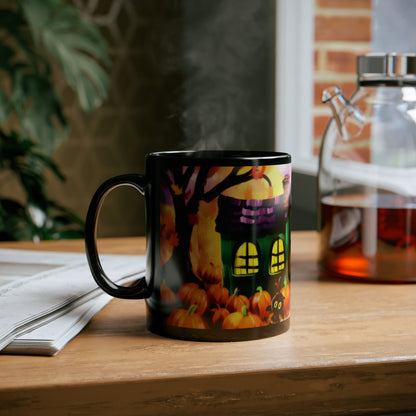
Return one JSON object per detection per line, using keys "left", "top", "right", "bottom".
{"left": 0, "top": 8, "right": 44, "bottom": 71}
{"left": 0, "top": 43, "right": 15, "bottom": 70}
{"left": 0, "top": 91, "right": 10, "bottom": 124}
{"left": 0, "top": 9, "right": 26, "bottom": 45}
{"left": 11, "top": 71, "right": 67, "bottom": 154}
{"left": 0, "top": 0, "right": 105, "bottom": 241}
{"left": 0, "top": 9, "right": 25, "bottom": 31}
{"left": 0, "top": 130, "right": 64, "bottom": 208}
{"left": 19, "top": 0, "right": 110, "bottom": 113}
{"left": 0, "top": 198, "right": 33, "bottom": 241}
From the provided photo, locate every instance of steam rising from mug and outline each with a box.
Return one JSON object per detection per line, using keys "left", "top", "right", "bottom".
{"left": 154, "top": 0, "right": 275, "bottom": 150}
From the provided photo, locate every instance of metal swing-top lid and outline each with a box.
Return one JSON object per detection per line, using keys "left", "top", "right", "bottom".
{"left": 357, "top": 53, "right": 416, "bottom": 85}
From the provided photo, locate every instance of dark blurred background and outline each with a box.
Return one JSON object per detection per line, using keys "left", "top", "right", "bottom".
{"left": 47, "top": 0, "right": 276, "bottom": 237}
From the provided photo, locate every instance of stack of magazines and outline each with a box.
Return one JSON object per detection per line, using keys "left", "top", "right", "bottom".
{"left": 0, "top": 249, "right": 145, "bottom": 356}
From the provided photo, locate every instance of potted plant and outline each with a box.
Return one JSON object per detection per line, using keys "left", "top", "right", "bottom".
{"left": 0, "top": 0, "right": 109, "bottom": 240}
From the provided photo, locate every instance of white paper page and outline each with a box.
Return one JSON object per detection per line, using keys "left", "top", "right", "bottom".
{"left": 3, "top": 294, "right": 111, "bottom": 355}
{"left": 0, "top": 249, "right": 146, "bottom": 351}
{"left": 2, "top": 270, "right": 145, "bottom": 356}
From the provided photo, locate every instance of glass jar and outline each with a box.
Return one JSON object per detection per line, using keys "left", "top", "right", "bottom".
{"left": 318, "top": 53, "right": 416, "bottom": 282}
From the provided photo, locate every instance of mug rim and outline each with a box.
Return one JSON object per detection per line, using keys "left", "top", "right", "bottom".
{"left": 147, "top": 150, "right": 291, "bottom": 165}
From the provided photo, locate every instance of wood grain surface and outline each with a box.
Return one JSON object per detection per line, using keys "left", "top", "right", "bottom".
{"left": 1, "top": 231, "right": 415, "bottom": 415}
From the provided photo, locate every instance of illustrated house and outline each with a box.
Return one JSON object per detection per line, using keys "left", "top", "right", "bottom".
{"left": 215, "top": 183, "right": 290, "bottom": 298}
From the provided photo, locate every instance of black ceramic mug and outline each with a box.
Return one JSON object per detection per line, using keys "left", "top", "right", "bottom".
{"left": 85, "top": 150, "right": 291, "bottom": 341}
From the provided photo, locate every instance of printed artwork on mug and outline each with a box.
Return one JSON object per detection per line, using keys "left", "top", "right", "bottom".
{"left": 158, "top": 165, "right": 291, "bottom": 330}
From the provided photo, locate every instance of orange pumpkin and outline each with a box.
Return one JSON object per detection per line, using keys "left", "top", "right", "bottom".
{"left": 177, "top": 282, "right": 199, "bottom": 302}
{"left": 206, "top": 284, "right": 229, "bottom": 306}
{"left": 280, "top": 283, "right": 290, "bottom": 318}
{"left": 209, "top": 305, "right": 230, "bottom": 326}
{"left": 186, "top": 288, "right": 208, "bottom": 315}
{"left": 225, "top": 289, "right": 249, "bottom": 313}
{"left": 249, "top": 286, "right": 272, "bottom": 320}
{"left": 160, "top": 279, "right": 176, "bottom": 306}
{"left": 167, "top": 305, "right": 209, "bottom": 329}
{"left": 178, "top": 283, "right": 208, "bottom": 316}
{"left": 222, "top": 305, "right": 263, "bottom": 329}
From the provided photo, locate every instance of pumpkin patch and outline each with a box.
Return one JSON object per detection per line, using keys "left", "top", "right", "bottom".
{"left": 167, "top": 280, "right": 289, "bottom": 329}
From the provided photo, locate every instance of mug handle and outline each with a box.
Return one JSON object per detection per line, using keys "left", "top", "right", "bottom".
{"left": 85, "top": 174, "right": 150, "bottom": 299}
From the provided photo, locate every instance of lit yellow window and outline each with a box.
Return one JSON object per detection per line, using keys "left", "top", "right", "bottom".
{"left": 270, "top": 238, "right": 285, "bottom": 274}
{"left": 233, "top": 242, "right": 259, "bottom": 275}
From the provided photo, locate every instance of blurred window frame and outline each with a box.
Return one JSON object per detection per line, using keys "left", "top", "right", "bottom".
{"left": 275, "top": 0, "right": 316, "bottom": 175}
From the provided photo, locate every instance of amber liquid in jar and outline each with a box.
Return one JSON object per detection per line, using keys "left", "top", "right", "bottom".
{"left": 319, "top": 194, "right": 416, "bottom": 282}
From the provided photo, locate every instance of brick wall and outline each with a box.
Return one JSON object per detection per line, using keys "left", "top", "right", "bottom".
{"left": 313, "top": 0, "right": 372, "bottom": 155}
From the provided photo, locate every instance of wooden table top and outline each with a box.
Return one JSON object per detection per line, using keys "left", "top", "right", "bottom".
{"left": 1, "top": 231, "right": 415, "bottom": 416}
